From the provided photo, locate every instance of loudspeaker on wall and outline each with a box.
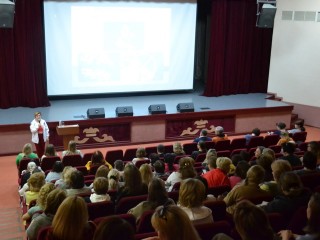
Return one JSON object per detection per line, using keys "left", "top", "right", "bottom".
{"left": 257, "top": 4, "right": 276, "bottom": 28}
{"left": 116, "top": 106, "right": 133, "bottom": 117}
{"left": 87, "top": 108, "right": 105, "bottom": 119}
{"left": 177, "top": 102, "right": 194, "bottom": 113}
{"left": 148, "top": 104, "right": 166, "bottom": 114}
{"left": 0, "top": 0, "right": 15, "bottom": 28}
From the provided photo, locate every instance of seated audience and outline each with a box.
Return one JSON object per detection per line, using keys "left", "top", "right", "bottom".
{"left": 132, "top": 147, "right": 149, "bottom": 165}
{"left": 26, "top": 189, "right": 67, "bottom": 240}
{"left": 224, "top": 165, "right": 270, "bottom": 214}
{"left": 62, "top": 140, "right": 83, "bottom": 158}
{"left": 150, "top": 205, "right": 201, "bottom": 240}
{"left": 41, "top": 144, "right": 59, "bottom": 161}
{"left": 85, "top": 150, "right": 112, "bottom": 171}
{"left": 45, "top": 161, "right": 64, "bottom": 183}
{"left": 178, "top": 178, "right": 213, "bottom": 224}
{"left": 256, "top": 153, "right": 275, "bottom": 181}
{"left": 16, "top": 143, "right": 38, "bottom": 166}
{"left": 280, "top": 142, "right": 302, "bottom": 167}
{"left": 164, "top": 142, "right": 185, "bottom": 172}
{"left": 272, "top": 122, "right": 288, "bottom": 136}
{"left": 23, "top": 172, "right": 46, "bottom": 206}
{"left": 22, "top": 182, "right": 55, "bottom": 223}
{"left": 262, "top": 148, "right": 276, "bottom": 160}
{"left": 89, "top": 177, "right": 110, "bottom": 203}
{"left": 166, "top": 157, "right": 196, "bottom": 191}
{"left": 156, "top": 144, "right": 166, "bottom": 159}
{"left": 307, "top": 141, "right": 320, "bottom": 165}
{"left": 128, "top": 178, "right": 174, "bottom": 222}
{"left": 212, "top": 126, "right": 229, "bottom": 143}
{"left": 277, "top": 132, "right": 295, "bottom": 146}
{"left": 279, "top": 192, "right": 320, "bottom": 240}
{"left": 229, "top": 161, "right": 250, "bottom": 188}
{"left": 20, "top": 161, "right": 43, "bottom": 188}
{"left": 153, "top": 160, "right": 168, "bottom": 178}
{"left": 49, "top": 196, "right": 94, "bottom": 240}
{"left": 251, "top": 146, "right": 265, "bottom": 164}
{"left": 288, "top": 120, "right": 305, "bottom": 134}
{"left": 193, "top": 129, "right": 212, "bottom": 143}
{"left": 191, "top": 141, "right": 207, "bottom": 161}
{"left": 93, "top": 216, "right": 135, "bottom": 240}
{"left": 261, "top": 172, "right": 311, "bottom": 219}
{"left": 54, "top": 166, "right": 76, "bottom": 190}
{"left": 107, "top": 169, "right": 120, "bottom": 191}
{"left": 202, "top": 157, "right": 231, "bottom": 188}
{"left": 139, "top": 163, "right": 153, "bottom": 186}
{"left": 115, "top": 164, "right": 148, "bottom": 203}
{"left": 202, "top": 148, "right": 217, "bottom": 170}
{"left": 260, "top": 160, "right": 292, "bottom": 196}
{"left": 245, "top": 127, "right": 261, "bottom": 145}
{"left": 149, "top": 153, "right": 161, "bottom": 166}
{"left": 65, "top": 170, "right": 91, "bottom": 196}
{"left": 295, "top": 151, "right": 319, "bottom": 175}
{"left": 114, "top": 160, "right": 124, "bottom": 181}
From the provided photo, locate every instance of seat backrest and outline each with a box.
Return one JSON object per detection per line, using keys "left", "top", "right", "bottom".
{"left": 174, "top": 155, "right": 189, "bottom": 164}
{"left": 207, "top": 185, "right": 231, "bottom": 197}
{"left": 299, "top": 172, "right": 320, "bottom": 190}
{"left": 40, "top": 156, "right": 61, "bottom": 172}
{"left": 136, "top": 210, "right": 155, "bottom": 233}
{"left": 230, "top": 138, "right": 247, "bottom": 150}
{"left": 230, "top": 148, "right": 247, "bottom": 157}
{"left": 89, "top": 164, "right": 100, "bottom": 175}
{"left": 123, "top": 148, "right": 138, "bottom": 161}
{"left": 171, "top": 182, "right": 181, "bottom": 192}
{"left": 94, "top": 214, "right": 137, "bottom": 233}
{"left": 195, "top": 153, "right": 206, "bottom": 163}
{"left": 205, "top": 141, "right": 215, "bottom": 149}
{"left": 217, "top": 150, "right": 231, "bottom": 158}
{"left": 269, "top": 145, "right": 282, "bottom": 153}
{"left": 267, "top": 212, "right": 285, "bottom": 233}
{"left": 62, "top": 154, "right": 83, "bottom": 167}
{"left": 135, "top": 159, "right": 150, "bottom": 169}
{"left": 115, "top": 194, "right": 148, "bottom": 214}
{"left": 145, "top": 146, "right": 158, "bottom": 156}
{"left": 87, "top": 201, "right": 115, "bottom": 221}
{"left": 105, "top": 149, "right": 123, "bottom": 166}
{"left": 287, "top": 206, "right": 307, "bottom": 235}
{"left": 214, "top": 140, "right": 231, "bottom": 151}
{"left": 292, "top": 131, "right": 307, "bottom": 143}
{"left": 298, "top": 142, "right": 309, "bottom": 152}
{"left": 76, "top": 166, "right": 89, "bottom": 176}
{"left": 82, "top": 152, "right": 94, "bottom": 165}
{"left": 183, "top": 142, "right": 198, "bottom": 155}
{"left": 203, "top": 200, "right": 226, "bottom": 221}
{"left": 264, "top": 134, "right": 280, "bottom": 147}
{"left": 247, "top": 136, "right": 264, "bottom": 149}
{"left": 194, "top": 221, "right": 231, "bottom": 240}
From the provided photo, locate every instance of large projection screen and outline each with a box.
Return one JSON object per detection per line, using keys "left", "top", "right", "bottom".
{"left": 43, "top": 0, "right": 197, "bottom": 97}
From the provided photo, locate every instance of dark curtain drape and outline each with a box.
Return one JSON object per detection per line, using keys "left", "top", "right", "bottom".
{"left": 203, "top": 0, "right": 273, "bottom": 97}
{"left": 0, "top": 0, "right": 50, "bottom": 109}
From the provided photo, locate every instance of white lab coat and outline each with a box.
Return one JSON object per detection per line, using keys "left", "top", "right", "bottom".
{"left": 30, "top": 119, "right": 49, "bottom": 144}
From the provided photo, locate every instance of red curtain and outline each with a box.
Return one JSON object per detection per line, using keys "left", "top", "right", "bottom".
{"left": 0, "top": 0, "right": 50, "bottom": 108}
{"left": 203, "top": 0, "right": 273, "bottom": 97}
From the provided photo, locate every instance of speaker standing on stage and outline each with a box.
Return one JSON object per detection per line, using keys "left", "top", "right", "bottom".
{"left": 30, "top": 112, "right": 49, "bottom": 158}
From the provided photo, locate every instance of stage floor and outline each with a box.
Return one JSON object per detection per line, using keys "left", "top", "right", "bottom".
{"left": 0, "top": 92, "right": 290, "bottom": 125}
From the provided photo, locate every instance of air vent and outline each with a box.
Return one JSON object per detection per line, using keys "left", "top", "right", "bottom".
{"left": 305, "top": 11, "right": 316, "bottom": 21}
{"left": 282, "top": 11, "right": 293, "bottom": 20}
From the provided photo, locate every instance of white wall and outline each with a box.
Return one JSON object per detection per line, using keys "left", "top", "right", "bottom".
{"left": 268, "top": 0, "right": 320, "bottom": 108}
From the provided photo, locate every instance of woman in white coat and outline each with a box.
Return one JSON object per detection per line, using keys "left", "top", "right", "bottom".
{"left": 30, "top": 112, "right": 49, "bottom": 158}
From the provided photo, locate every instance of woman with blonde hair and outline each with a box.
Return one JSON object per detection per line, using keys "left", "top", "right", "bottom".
{"left": 54, "top": 166, "right": 77, "bottom": 189}
{"left": 16, "top": 143, "right": 38, "bottom": 166}
{"left": 150, "top": 205, "right": 201, "bottom": 240}
{"left": 178, "top": 178, "right": 213, "bottom": 224}
{"left": 139, "top": 163, "right": 153, "bottom": 186}
{"left": 24, "top": 172, "right": 46, "bottom": 206}
{"left": 50, "top": 196, "right": 94, "bottom": 240}
{"left": 166, "top": 157, "right": 196, "bottom": 192}
{"left": 62, "top": 140, "right": 83, "bottom": 157}
{"left": 107, "top": 169, "right": 120, "bottom": 191}
{"left": 22, "top": 182, "right": 55, "bottom": 222}
{"left": 164, "top": 142, "right": 186, "bottom": 172}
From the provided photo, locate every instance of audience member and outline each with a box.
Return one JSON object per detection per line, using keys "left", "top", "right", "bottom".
{"left": 23, "top": 172, "right": 46, "bottom": 206}
{"left": 93, "top": 216, "right": 135, "bottom": 240}
{"left": 279, "top": 193, "right": 320, "bottom": 240}
{"left": 295, "top": 151, "right": 319, "bottom": 175}
{"left": 16, "top": 143, "right": 38, "bottom": 166}
{"left": 260, "top": 160, "right": 292, "bottom": 196}
{"left": 256, "top": 153, "right": 275, "bottom": 181}
{"left": 288, "top": 120, "right": 305, "bottom": 134}
{"left": 273, "top": 122, "right": 288, "bottom": 136}
{"left": 114, "top": 160, "right": 124, "bottom": 181}
{"left": 178, "top": 178, "right": 213, "bottom": 224}
{"left": 132, "top": 147, "right": 149, "bottom": 165}
{"left": 261, "top": 171, "right": 311, "bottom": 219}
{"left": 212, "top": 126, "right": 229, "bottom": 143}
{"left": 191, "top": 141, "right": 207, "bottom": 160}
{"left": 116, "top": 164, "right": 148, "bottom": 203}
{"left": 150, "top": 205, "right": 201, "bottom": 240}
{"left": 166, "top": 157, "right": 196, "bottom": 191}
{"left": 128, "top": 178, "right": 174, "bottom": 222}
{"left": 229, "top": 161, "right": 250, "bottom": 188}
{"left": 85, "top": 150, "right": 112, "bottom": 171}
{"left": 280, "top": 142, "right": 302, "bottom": 167}
{"left": 149, "top": 153, "right": 161, "bottom": 166}
{"left": 26, "top": 189, "right": 67, "bottom": 240}
{"left": 50, "top": 196, "right": 94, "bottom": 240}
{"left": 65, "top": 170, "right": 91, "bottom": 196}
{"left": 41, "top": 144, "right": 59, "bottom": 161}
{"left": 202, "top": 148, "right": 217, "bottom": 170}
{"left": 107, "top": 169, "right": 120, "bottom": 191}
{"left": 245, "top": 127, "right": 261, "bottom": 145}
{"left": 164, "top": 142, "right": 185, "bottom": 172}
{"left": 30, "top": 111, "right": 49, "bottom": 159}
{"left": 202, "top": 157, "right": 231, "bottom": 188}
{"left": 54, "top": 166, "right": 76, "bottom": 190}
{"left": 95, "top": 165, "right": 110, "bottom": 178}
{"left": 193, "top": 129, "right": 212, "bottom": 143}
{"left": 62, "top": 140, "right": 83, "bottom": 158}
{"left": 307, "top": 141, "right": 320, "bottom": 165}
{"left": 153, "top": 160, "right": 168, "bottom": 178}
{"left": 262, "top": 148, "right": 276, "bottom": 160}
{"left": 45, "top": 161, "right": 64, "bottom": 183}
{"left": 139, "top": 163, "right": 153, "bottom": 186}
{"left": 224, "top": 165, "right": 270, "bottom": 214}
{"left": 89, "top": 177, "right": 110, "bottom": 203}
{"left": 156, "top": 144, "right": 166, "bottom": 159}
{"left": 277, "top": 132, "right": 295, "bottom": 146}
{"left": 20, "top": 161, "right": 42, "bottom": 188}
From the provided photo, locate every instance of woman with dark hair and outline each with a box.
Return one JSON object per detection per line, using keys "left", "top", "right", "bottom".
{"left": 45, "top": 161, "right": 64, "bottom": 183}
{"left": 164, "top": 142, "right": 185, "bottom": 172}
{"left": 128, "top": 178, "right": 174, "bottom": 222}
{"left": 307, "top": 141, "right": 320, "bottom": 165}
{"left": 85, "top": 150, "right": 112, "bottom": 171}
{"left": 115, "top": 164, "right": 148, "bottom": 203}
{"left": 279, "top": 193, "right": 320, "bottom": 240}
{"left": 41, "top": 144, "right": 59, "bottom": 161}
{"left": 165, "top": 157, "right": 196, "bottom": 192}
{"left": 93, "top": 216, "right": 135, "bottom": 240}
{"left": 229, "top": 160, "right": 250, "bottom": 188}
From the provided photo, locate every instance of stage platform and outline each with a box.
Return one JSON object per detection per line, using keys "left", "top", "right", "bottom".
{"left": 0, "top": 92, "right": 293, "bottom": 156}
